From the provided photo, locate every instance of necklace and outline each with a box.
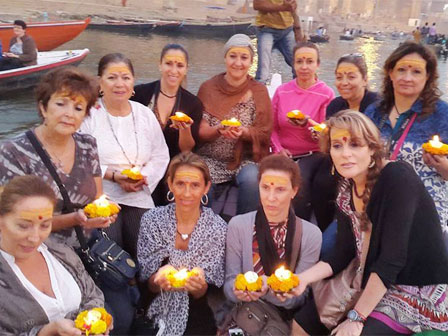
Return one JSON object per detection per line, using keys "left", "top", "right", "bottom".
{"left": 177, "top": 229, "right": 192, "bottom": 241}
{"left": 103, "top": 99, "right": 139, "bottom": 166}
{"left": 352, "top": 182, "right": 367, "bottom": 199}
{"left": 394, "top": 103, "right": 404, "bottom": 120}
{"left": 160, "top": 89, "right": 177, "bottom": 99}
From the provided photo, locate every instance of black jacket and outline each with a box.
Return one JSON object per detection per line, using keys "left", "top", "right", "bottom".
{"left": 326, "top": 90, "right": 379, "bottom": 118}
{"left": 323, "top": 161, "right": 448, "bottom": 288}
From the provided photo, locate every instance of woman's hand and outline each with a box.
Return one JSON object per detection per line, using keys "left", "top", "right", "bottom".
{"left": 289, "top": 274, "right": 309, "bottom": 298}
{"left": 331, "top": 319, "right": 363, "bottom": 336}
{"left": 153, "top": 265, "right": 177, "bottom": 291}
{"left": 114, "top": 172, "right": 147, "bottom": 192}
{"left": 74, "top": 210, "right": 116, "bottom": 229}
{"left": 233, "top": 276, "right": 268, "bottom": 302}
{"left": 170, "top": 120, "right": 193, "bottom": 131}
{"left": 422, "top": 152, "right": 448, "bottom": 180}
{"left": 38, "top": 319, "right": 81, "bottom": 336}
{"left": 288, "top": 116, "right": 309, "bottom": 127}
{"left": 185, "top": 267, "right": 208, "bottom": 298}
{"left": 219, "top": 126, "right": 245, "bottom": 140}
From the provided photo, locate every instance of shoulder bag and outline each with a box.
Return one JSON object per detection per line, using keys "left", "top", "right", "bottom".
{"left": 26, "top": 130, "right": 138, "bottom": 289}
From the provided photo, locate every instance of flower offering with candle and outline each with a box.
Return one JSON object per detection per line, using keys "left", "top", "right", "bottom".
{"left": 422, "top": 135, "right": 448, "bottom": 155}
{"left": 121, "top": 166, "right": 144, "bottom": 180}
{"left": 267, "top": 266, "right": 299, "bottom": 293}
{"left": 221, "top": 117, "right": 242, "bottom": 127}
{"left": 75, "top": 307, "right": 112, "bottom": 336}
{"left": 169, "top": 111, "right": 193, "bottom": 123}
{"left": 234, "top": 271, "right": 263, "bottom": 292}
{"left": 312, "top": 123, "right": 327, "bottom": 133}
{"left": 84, "top": 195, "right": 120, "bottom": 218}
{"left": 166, "top": 268, "right": 200, "bottom": 288}
{"left": 286, "top": 110, "right": 306, "bottom": 121}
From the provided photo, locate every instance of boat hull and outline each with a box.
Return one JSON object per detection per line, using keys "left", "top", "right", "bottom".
{"left": 0, "top": 49, "right": 89, "bottom": 94}
{"left": 89, "top": 20, "right": 254, "bottom": 37}
{"left": 0, "top": 18, "right": 90, "bottom": 51}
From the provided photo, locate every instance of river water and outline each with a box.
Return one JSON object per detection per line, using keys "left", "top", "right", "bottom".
{"left": 1, "top": 29, "right": 447, "bottom": 139}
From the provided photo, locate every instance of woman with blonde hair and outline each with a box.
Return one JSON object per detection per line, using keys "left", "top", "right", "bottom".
{"left": 292, "top": 110, "right": 448, "bottom": 335}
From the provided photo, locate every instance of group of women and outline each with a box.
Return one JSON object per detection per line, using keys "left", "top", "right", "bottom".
{"left": 0, "top": 33, "right": 447, "bottom": 336}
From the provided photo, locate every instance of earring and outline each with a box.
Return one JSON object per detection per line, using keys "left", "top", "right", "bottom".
{"left": 201, "top": 194, "right": 209, "bottom": 206}
{"left": 368, "top": 158, "right": 375, "bottom": 169}
{"left": 331, "top": 164, "right": 335, "bottom": 176}
{"left": 99, "top": 90, "right": 104, "bottom": 97}
{"left": 166, "top": 190, "right": 175, "bottom": 202}
{"left": 132, "top": 90, "right": 136, "bottom": 96}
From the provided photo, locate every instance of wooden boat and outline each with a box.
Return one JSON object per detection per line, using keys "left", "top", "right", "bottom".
{"left": 308, "top": 34, "right": 330, "bottom": 43}
{"left": 0, "top": 18, "right": 90, "bottom": 51}
{"left": 339, "top": 35, "right": 355, "bottom": 41}
{"left": 0, "top": 49, "right": 89, "bottom": 93}
{"left": 89, "top": 19, "right": 254, "bottom": 37}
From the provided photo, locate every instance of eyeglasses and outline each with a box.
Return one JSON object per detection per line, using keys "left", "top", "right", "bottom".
{"left": 341, "top": 53, "right": 364, "bottom": 58}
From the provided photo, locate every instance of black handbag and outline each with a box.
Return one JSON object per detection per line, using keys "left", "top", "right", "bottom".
{"left": 26, "top": 130, "right": 138, "bottom": 289}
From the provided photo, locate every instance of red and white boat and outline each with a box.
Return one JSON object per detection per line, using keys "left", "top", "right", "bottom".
{"left": 0, "top": 18, "right": 90, "bottom": 51}
{"left": 0, "top": 48, "right": 89, "bottom": 93}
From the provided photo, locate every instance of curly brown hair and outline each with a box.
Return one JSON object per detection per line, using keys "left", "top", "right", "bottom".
{"left": 320, "top": 110, "right": 384, "bottom": 231}
{"left": 379, "top": 41, "right": 441, "bottom": 118}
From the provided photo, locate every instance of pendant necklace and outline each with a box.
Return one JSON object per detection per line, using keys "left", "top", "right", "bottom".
{"left": 103, "top": 98, "right": 139, "bottom": 166}
{"left": 394, "top": 103, "right": 404, "bottom": 121}
{"left": 177, "top": 229, "right": 192, "bottom": 241}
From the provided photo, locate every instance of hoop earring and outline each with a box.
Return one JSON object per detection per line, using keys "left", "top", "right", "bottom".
{"left": 99, "top": 90, "right": 104, "bottom": 97}
{"left": 132, "top": 90, "right": 135, "bottom": 96}
{"left": 201, "top": 194, "right": 209, "bottom": 206}
{"left": 368, "top": 158, "right": 375, "bottom": 169}
{"left": 166, "top": 190, "right": 175, "bottom": 202}
{"left": 331, "top": 164, "right": 335, "bottom": 176}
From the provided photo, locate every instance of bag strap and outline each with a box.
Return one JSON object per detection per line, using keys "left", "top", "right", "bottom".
{"left": 25, "top": 130, "right": 89, "bottom": 250}
{"left": 289, "top": 217, "right": 303, "bottom": 272}
{"left": 390, "top": 112, "right": 417, "bottom": 160}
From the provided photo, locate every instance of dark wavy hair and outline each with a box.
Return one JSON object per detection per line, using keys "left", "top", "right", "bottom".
{"left": 379, "top": 41, "right": 441, "bottom": 118}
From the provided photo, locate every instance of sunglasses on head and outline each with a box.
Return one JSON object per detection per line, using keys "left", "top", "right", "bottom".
{"left": 341, "top": 53, "right": 364, "bottom": 59}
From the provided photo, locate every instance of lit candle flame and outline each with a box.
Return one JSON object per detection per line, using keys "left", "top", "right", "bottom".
{"left": 175, "top": 112, "right": 186, "bottom": 118}
{"left": 244, "top": 271, "right": 259, "bottom": 284}
{"left": 130, "top": 166, "right": 141, "bottom": 174}
{"left": 84, "top": 309, "right": 102, "bottom": 325}
{"left": 274, "top": 266, "right": 292, "bottom": 281}
{"left": 429, "top": 135, "right": 443, "bottom": 149}
{"left": 174, "top": 268, "right": 189, "bottom": 281}
{"left": 292, "top": 110, "right": 300, "bottom": 115}
{"left": 94, "top": 195, "right": 110, "bottom": 208}
{"left": 229, "top": 117, "right": 238, "bottom": 123}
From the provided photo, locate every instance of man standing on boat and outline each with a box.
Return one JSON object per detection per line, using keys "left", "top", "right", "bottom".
{"left": 254, "top": 0, "right": 297, "bottom": 84}
{"left": 0, "top": 20, "right": 37, "bottom": 71}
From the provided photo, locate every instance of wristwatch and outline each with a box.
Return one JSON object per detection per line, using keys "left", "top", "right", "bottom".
{"left": 347, "top": 309, "right": 366, "bottom": 323}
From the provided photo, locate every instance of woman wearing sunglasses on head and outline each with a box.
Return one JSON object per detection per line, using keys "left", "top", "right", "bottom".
{"left": 326, "top": 54, "right": 379, "bottom": 118}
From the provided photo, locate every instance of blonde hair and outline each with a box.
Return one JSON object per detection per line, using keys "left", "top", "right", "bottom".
{"left": 166, "top": 152, "right": 211, "bottom": 185}
{"left": 321, "top": 110, "right": 384, "bottom": 231}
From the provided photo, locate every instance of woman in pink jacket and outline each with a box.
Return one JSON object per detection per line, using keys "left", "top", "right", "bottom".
{"left": 271, "top": 41, "right": 334, "bottom": 222}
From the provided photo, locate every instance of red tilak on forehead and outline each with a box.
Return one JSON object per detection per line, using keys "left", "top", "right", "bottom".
{"left": 343, "top": 136, "right": 348, "bottom": 142}
{"left": 38, "top": 215, "right": 43, "bottom": 220}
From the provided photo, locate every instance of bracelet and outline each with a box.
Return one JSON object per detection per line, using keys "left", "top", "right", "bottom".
{"left": 112, "top": 171, "right": 115, "bottom": 182}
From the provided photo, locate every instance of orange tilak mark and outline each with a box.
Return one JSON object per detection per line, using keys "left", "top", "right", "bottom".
{"left": 336, "top": 65, "right": 360, "bottom": 75}
{"left": 175, "top": 171, "right": 201, "bottom": 180}
{"left": 105, "top": 65, "right": 132, "bottom": 75}
{"left": 163, "top": 55, "right": 186, "bottom": 64}
{"left": 261, "top": 175, "right": 289, "bottom": 186}
{"left": 395, "top": 59, "right": 426, "bottom": 70}
{"left": 228, "top": 47, "right": 251, "bottom": 56}
{"left": 18, "top": 208, "right": 53, "bottom": 221}
{"left": 331, "top": 129, "right": 351, "bottom": 142}
{"left": 295, "top": 52, "right": 317, "bottom": 62}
